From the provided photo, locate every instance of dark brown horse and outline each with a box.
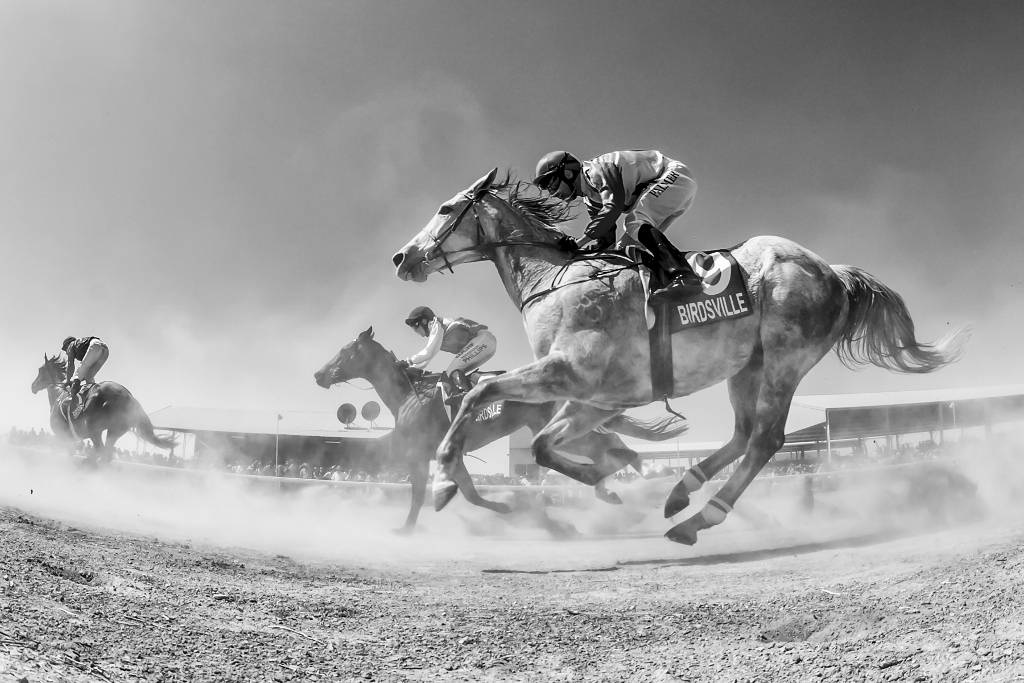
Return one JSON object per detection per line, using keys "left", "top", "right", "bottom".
{"left": 31, "top": 354, "right": 176, "bottom": 462}
{"left": 313, "top": 327, "right": 687, "bottom": 533}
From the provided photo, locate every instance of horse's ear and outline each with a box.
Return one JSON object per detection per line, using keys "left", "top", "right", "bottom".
{"left": 470, "top": 167, "right": 499, "bottom": 199}
{"left": 360, "top": 326, "right": 373, "bottom": 340}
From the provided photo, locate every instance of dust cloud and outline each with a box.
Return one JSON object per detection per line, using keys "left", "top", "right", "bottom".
{"left": 2, "top": 435, "right": 1022, "bottom": 573}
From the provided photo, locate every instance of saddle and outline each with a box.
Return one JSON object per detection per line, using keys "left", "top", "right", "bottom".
{"left": 404, "top": 367, "right": 505, "bottom": 420}
{"left": 58, "top": 382, "right": 98, "bottom": 433}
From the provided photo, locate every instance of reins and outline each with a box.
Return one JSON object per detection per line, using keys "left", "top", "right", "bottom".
{"left": 423, "top": 191, "right": 568, "bottom": 273}
{"left": 423, "top": 190, "right": 640, "bottom": 311}
{"left": 518, "top": 254, "right": 637, "bottom": 312}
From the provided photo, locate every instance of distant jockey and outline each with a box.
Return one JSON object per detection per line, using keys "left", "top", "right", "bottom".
{"left": 61, "top": 335, "right": 109, "bottom": 418}
{"left": 400, "top": 306, "right": 496, "bottom": 400}
{"left": 533, "top": 149, "right": 704, "bottom": 302}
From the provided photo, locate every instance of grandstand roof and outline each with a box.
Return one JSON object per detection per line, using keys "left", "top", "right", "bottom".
{"left": 619, "top": 385, "right": 1024, "bottom": 459}
{"left": 149, "top": 406, "right": 391, "bottom": 440}
{"left": 793, "top": 385, "right": 1024, "bottom": 410}
{"left": 788, "top": 385, "right": 1024, "bottom": 442}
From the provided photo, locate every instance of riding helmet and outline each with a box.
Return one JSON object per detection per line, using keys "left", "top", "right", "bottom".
{"left": 405, "top": 306, "right": 436, "bottom": 326}
{"left": 61, "top": 336, "right": 76, "bottom": 351}
{"left": 533, "top": 151, "right": 579, "bottom": 188}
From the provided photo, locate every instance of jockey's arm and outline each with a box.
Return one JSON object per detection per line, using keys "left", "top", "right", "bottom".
{"left": 583, "top": 162, "right": 626, "bottom": 244}
{"left": 64, "top": 354, "right": 75, "bottom": 383}
{"left": 406, "top": 318, "right": 444, "bottom": 369}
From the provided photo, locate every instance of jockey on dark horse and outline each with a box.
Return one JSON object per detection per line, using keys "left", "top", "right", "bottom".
{"left": 61, "top": 335, "right": 109, "bottom": 419}
{"left": 533, "top": 149, "right": 704, "bottom": 303}
{"left": 399, "top": 306, "right": 497, "bottom": 406}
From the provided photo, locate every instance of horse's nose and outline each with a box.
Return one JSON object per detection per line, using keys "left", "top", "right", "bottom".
{"left": 313, "top": 371, "right": 328, "bottom": 388}
{"left": 392, "top": 252, "right": 405, "bottom": 268}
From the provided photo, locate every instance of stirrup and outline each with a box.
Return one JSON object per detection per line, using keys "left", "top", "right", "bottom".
{"left": 649, "top": 277, "right": 703, "bottom": 304}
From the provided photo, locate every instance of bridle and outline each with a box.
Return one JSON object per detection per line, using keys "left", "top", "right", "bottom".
{"left": 417, "top": 181, "right": 637, "bottom": 312}
{"left": 421, "top": 189, "right": 565, "bottom": 274}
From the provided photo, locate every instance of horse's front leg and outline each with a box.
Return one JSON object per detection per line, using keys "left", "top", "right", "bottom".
{"left": 395, "top": 452, "right": 429, "bottom": 535}
{"left": 434, "top": 356, "right": 585, "bottom": 511}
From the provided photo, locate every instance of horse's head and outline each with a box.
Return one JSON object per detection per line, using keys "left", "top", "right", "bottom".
{"left": 314, "top": 326, "right": 392, "bottom": 388}
{"left": 393, "top": 168, "right": 502, "bottom": 282}
{"left": 31, "top": 354, "right": 65, "bottom": 394}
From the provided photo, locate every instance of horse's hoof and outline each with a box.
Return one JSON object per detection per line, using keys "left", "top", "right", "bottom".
{"left": 491, "top": 501, "right": 513, "bottom": 515}
{"left": 596, "top": 489, "right": 623, "bottom": 505}
{"left": 663, "top": 481, "right": 691, "bottom": 518}
{"left": 664, "top": 519, "right": 701, "bottom": 545}
{"left": 392, "top": 525, "right": 415, "bottom": 536}
{"left": 433, "top": 480, "right": 459, "bottom": 511}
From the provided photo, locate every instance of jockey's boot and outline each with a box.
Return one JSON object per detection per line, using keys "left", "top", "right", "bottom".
{"left": 68, "top": 379, "right": 84, "bottom": 420}
{"left": 444, "top": 370, "right": 470, "bottom": 408}
{"left": 436, "top": 372, "right": 454, "bottom": 396}
{"left": 648, "top": 251, "right": 704, "bottom": 304}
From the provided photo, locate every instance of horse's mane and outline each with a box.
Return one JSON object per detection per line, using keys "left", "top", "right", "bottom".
{"left": 488, "top": 171, "right": 576, "bottom": 244}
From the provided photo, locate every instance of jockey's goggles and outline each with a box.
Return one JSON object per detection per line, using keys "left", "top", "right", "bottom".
{"left": 535, "top": 156, "right": 570, "bottom": 191}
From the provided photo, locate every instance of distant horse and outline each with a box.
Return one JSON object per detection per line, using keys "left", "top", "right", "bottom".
{"left": 313, "top": 327, "right": 688, "bottom": 533}
{"left": 393, "top": 168, "right": 968, "bottom": 544}
{"left": 31, "top": 354, "right": 176, "bottom": 462}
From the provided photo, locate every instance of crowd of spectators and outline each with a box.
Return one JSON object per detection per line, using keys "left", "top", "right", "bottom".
{"left": 8, "top": 425, "right": 1020, "bottom": 488}
{"left": 7, "top": 427, "right": 60, "bottom": 448}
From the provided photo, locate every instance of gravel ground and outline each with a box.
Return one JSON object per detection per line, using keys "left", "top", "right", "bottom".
{"left": 2, "top": 499, "right": 1024, "bottom": 681}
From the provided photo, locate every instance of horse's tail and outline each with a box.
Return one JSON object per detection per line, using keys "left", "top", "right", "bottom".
{"left": 133, "top": 408, "right": 178, "bottom": 449}
{"left": 832, "top": 265, "right": 969, "bottom": 373}
{"left": 601, "top": 413, "right": 689, "bottom": 441}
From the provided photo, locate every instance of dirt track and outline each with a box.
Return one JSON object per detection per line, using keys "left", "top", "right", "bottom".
{"left": 2, "top": 454, "right": 1024, "bottom": 682}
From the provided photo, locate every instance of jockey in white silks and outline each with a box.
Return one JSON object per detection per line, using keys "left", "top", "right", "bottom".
{"left": 533, "top": 149, "right": 704, "bottom": 303}
{"left": 61, "top": 335, "right": 109, "bottom": 418}
{"left": 400, "top": 306, "right": 497, "bottom": 398}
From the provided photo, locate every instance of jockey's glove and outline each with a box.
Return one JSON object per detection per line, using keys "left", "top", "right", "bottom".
{"left": 556, "top": 233, "right": 579, "bottom": 252}
{"left": 583, "top": 234, "right": 615, "bottom": 252}
{"left": 396, "top": 359, "right": 411, "bottom": 370}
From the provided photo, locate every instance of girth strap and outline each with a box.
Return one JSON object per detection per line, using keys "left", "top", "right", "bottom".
{"left": 649, "top": 300, "right": 674, "bottom": 400}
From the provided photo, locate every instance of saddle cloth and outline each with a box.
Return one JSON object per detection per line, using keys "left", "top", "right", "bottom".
{"left": 405, "top": 369, "right": 506, "bottom": 423}
{"left": 662, "top": 250, "right": 753, "bottom": 332}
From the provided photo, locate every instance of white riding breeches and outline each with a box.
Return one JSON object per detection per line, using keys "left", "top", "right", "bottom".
{"left": 623, "top": 163, "right": 697, "bottom": 237}
{"left": 445, "top": 331, "right": 497, "bottom": 374}
{"left": 73, "top": 339, "right": 109, "bottom": 383}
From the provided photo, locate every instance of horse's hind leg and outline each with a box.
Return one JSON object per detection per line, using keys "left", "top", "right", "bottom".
{"left": 452, "top": 460, "right": 512, "bottom": 514}
{"left": 665, "top": 368, "right": 797, "bottom": 545}
{"left": 532, "top": 402, "right": 622, "bottom": 474}
{"left": 664, "top": 353, "right": 763, "bottom": 518}
{"left": 435, "top": 357, "right": 581, "bottom": 509}
{"left": 104, "top": 427, "right": 128, "bottom": 463}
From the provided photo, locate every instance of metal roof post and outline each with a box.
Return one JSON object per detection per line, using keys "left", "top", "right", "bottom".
{"left": 825, "top": 409, "right": 833, "bottom": 463}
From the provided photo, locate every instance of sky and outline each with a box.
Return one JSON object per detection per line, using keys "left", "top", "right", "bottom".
{"left": 2, "top": 0, "right": 1023, "bottom": 471}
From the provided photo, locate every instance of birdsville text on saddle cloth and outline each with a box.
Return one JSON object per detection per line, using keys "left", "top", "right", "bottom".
{"left": 669, "top": 250, "right": 754, "bottom": 331}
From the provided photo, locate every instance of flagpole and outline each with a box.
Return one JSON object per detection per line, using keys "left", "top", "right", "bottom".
{"left": 275, "top": 412, "right": 281, "bottom": 477}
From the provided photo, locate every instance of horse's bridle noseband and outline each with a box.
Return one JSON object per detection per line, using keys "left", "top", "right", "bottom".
{"left": 424, "top": 191, "right": 487, "bottom": 274}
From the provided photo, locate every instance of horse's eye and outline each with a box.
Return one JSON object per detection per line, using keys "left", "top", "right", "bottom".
{"left": 438, "top": 205, "right": 453, "bottom": 216}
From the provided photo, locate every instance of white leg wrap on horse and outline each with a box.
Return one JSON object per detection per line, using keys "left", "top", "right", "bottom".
{"left": 702, "top": 497, "right": 732, "bottom": 527}
{"left": 682, "top": 465, "right": 707, "bottom": 493}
